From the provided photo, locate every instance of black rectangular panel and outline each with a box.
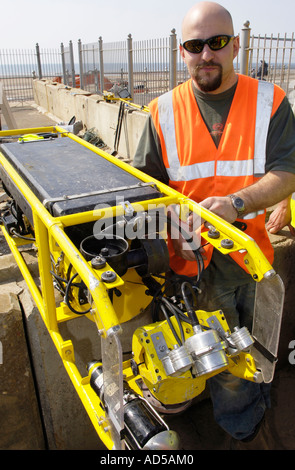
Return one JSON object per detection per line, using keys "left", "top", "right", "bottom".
{"left": 0, "top": 137, "right": 162, "bottom": 217}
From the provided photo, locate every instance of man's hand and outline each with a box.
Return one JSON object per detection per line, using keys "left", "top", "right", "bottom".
{"left": 167, "top": 205, "right": 203, "bottom": 261}
{"left": 266, "top": 197, "right": 295, "bottom": 235}
{"left": 199, "top": 196, "right": 238, "bottom": 223}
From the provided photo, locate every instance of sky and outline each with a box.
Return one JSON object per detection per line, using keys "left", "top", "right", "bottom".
{"left": 2, "top": 0, "right": 294, "bottom": 50}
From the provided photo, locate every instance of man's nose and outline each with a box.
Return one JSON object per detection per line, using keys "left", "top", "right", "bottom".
{"left": 201, "top": 44, "right": 215, "bottom": 61}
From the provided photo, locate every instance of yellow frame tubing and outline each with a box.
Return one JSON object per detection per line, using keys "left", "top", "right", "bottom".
{"left": 0, "top": 147, "right": 121, "bottom": 449}
{"left": 0, "top": 126, "right": 56, "bottom": 138}
{"left": 0, "top": 126, "right": 276, "bottom": 449}
{"left": 0, "top": 148, "right": 122, "bottom": 332}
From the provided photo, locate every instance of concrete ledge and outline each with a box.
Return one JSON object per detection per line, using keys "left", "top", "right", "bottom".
{"left": 0, "top": 284, "right": 45, "bottom": 449}
{"left": 0, "top": 250, "right": 39, "bottom": 284}
{"left": 33, "top": 79, "right": 148, "bottom": 160}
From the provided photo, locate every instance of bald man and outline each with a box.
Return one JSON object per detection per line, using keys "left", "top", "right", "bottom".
{"left": 133, "top": 2, "right": 295, "bottom": 448}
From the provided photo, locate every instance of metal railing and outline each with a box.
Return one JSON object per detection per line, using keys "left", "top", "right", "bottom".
{"left": 0, "top": 23, "right": 294, "bottom": 107}
{"left": 0, "top": 45, "right": 63, "bottom": 102}
{"left": 240, "top": 22, "right": 295, "bottom": 101}
{"left": 79, "top": 26, "right": 295, "bottom": 107}
{"left": 78, "top": 30, "right": 188, "bottom": 106}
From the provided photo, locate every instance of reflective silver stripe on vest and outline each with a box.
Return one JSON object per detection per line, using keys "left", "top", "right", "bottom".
{"left": 158, "top": 81, "right": 275, "bottom": 182}
{"left": 168, "top": 161, "right": 215, "bottom": 181}
{"left": 254, "top": 81, "right": 274, "bottom": 176}
{"left": 157, "top": 90, "right": 181, "bottom": 180}
{"left": 216, "top": 160, "right": 253, "bottom": 177}
{"left": 242, "top": 210, "right": 265, "bottom": 220}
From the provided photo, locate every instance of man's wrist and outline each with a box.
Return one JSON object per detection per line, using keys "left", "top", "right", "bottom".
{"left": 227, "top": 194, "right": 246, "bottom": 218}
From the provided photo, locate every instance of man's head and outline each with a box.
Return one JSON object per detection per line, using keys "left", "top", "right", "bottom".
{"left": 180, "top": 2, "right": 239, "bottom": 93}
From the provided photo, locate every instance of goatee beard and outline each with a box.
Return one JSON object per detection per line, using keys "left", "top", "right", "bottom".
{"left": 191, "top": 62, "right": 223, "bottom": 92}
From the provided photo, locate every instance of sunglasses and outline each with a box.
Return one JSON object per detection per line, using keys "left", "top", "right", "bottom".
{"left": 181, "top": 35, "right": 235, "bottom": 54}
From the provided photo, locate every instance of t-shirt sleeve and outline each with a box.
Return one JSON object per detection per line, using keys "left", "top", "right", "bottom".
{"left": 266, "top": 96, "right": 295, "bottom": 174}
{"left": 132, "top": 114, "right": 169, "bottom": 185}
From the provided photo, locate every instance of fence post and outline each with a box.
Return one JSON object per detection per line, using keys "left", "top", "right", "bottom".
{"left": 35, "top": 43, "right": 42, "bottom": 79}
{"left": 61, "top": 43, "right": 67, "bottom": 85}
{"left": 78, "top": 39, "right": 84, "bottom": 89}
{"left": 99, "top": 36, "right": 105, "bottom": 92}
{"left": 169, "top": 29, "right": 177, "bottom": 89}
{"left": 127, "top": 34, "right": 134, "bottom": 100}
{"left": 69, "top": 40, "right": 76, "bottom": 88}
{"left": 240, "top": 21, "right": 251, "bottom": 75}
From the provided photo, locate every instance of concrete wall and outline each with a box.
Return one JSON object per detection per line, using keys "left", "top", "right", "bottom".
{"left": 33, "top": 79, "right": 148, "bottom": 161}
{"left": 0, "top": 255, "right": 45, "bottom": 450}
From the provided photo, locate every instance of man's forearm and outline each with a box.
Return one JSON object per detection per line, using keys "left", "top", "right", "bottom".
{"left": 235, "top": 171, "right": 295, "bottom": 215}
{"left": 200, "top": 171, "right": 295, "bottom": 223}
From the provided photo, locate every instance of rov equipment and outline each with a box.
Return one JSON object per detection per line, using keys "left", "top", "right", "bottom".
{"left": 0, "top": 125, "right": 284, "bottom": 450}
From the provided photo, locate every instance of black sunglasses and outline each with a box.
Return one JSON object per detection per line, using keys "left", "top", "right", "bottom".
{"left": 181, "top": 35, "right": 234, "bottom": 54}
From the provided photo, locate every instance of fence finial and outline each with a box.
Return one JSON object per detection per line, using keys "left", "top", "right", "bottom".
{"left": 240, "top": 21, "right": 251, "bottom": 76}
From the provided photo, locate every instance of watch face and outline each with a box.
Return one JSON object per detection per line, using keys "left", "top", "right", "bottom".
{"left": 234, "top": 197, "right": 244, "bottom": 209}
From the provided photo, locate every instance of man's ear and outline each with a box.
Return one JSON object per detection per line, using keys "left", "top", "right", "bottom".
{"left": 179, "top": 44, "right": 186, "bottom": 62}
{"left": 233, "top": 35, "right": 240, "bottom": 60}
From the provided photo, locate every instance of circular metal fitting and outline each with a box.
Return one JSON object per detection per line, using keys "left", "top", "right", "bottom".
{"left": 229, "top": 326, "right": 254, "bottom": 352}
{"left": 221, "top": 238, "right": 234, "bottom": 249}
{"left": 185, "top": 329, "right": 228, "bottom": 377}
{"left": 91, "top": 256, "right": 106, "bottom": 269}
{"left": 163, "top": 345, "right": 193, "bottom": 377}
{"left": 101, "top": 270, "right": 117, "bottom": 283}
{"left": 208, "top": 229, "right": 220, "bottom": 239}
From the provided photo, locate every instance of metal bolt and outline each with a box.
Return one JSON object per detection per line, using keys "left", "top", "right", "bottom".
{"left": 221, "top": 239, "right": 234, "bottom": 249}
{"left": 101, "top": 270, "right": 117, "bottom": 283}
{"left": 91, "top": 256, "right": 106, "bottom": 269}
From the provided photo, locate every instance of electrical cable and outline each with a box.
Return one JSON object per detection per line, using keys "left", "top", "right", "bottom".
{"left": 10, "top": 228, "right": 36, "bottom": 241}
{"left": 161, "top": 296, "right": 185, "bottom": 345}
{"left": 162, "top": 296, "right": 193, "bottom": 325}
{"left": 64, "top": 272, "right": 91, "bottom": 315}
{"left": 157, "top": 211, "right": 205, "bottom": 284}
{"left": 181, "top": 281, "right": 199, "bottom": 327}
{"left": 159, "top": 303, "right": 182, "bottom": 346}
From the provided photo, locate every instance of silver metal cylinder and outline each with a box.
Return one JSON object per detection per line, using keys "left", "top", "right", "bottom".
{"left": 185, "top": 328, "right": 228, "bottom": 377}
{"left": 229, "top": 326, "right": 254, "bottom": 352}
{"left": 162, "top": 344, "right": 193, "bottom": 377}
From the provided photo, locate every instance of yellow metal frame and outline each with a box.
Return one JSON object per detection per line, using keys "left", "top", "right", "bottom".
{"left": 0, "top": 125, "right": 275, "bottom": 449}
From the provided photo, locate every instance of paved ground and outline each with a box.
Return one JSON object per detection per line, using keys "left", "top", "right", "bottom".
{"left": 0, "top": 102, "right": 295, "bottom": 450}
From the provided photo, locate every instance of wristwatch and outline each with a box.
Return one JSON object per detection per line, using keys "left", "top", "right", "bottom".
{"left": 228, "top": 194, "right": 246, "bottom": 218}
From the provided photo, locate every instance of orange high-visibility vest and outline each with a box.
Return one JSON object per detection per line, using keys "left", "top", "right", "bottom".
{"left": 149, "top": 74, "right": 286, "bottom": 277}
